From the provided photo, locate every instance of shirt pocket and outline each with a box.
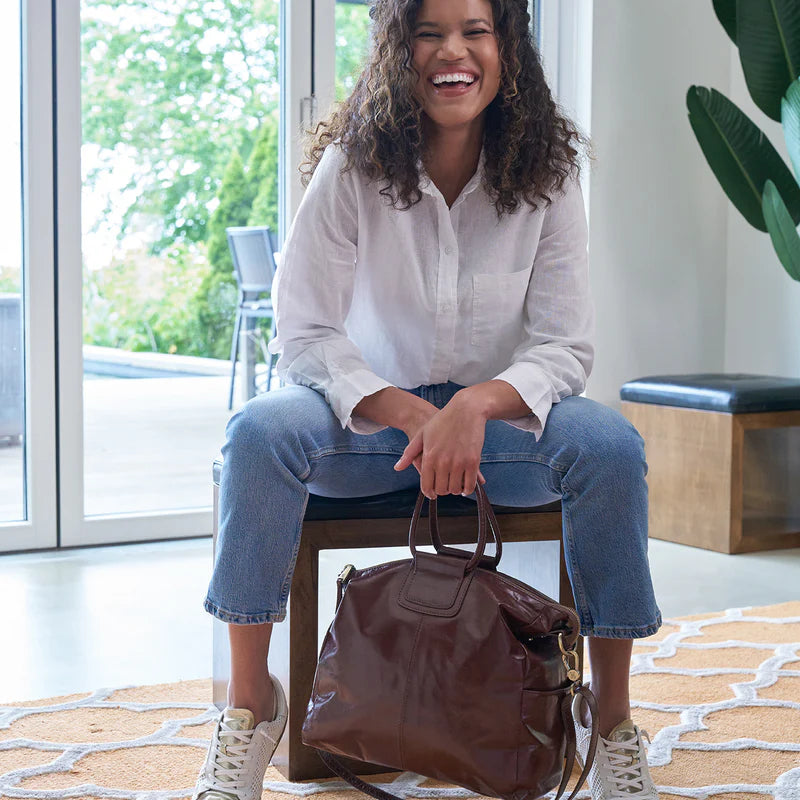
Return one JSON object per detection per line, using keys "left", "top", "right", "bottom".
{"left": 471, "top": 267, "right": 532, "bottom": 347}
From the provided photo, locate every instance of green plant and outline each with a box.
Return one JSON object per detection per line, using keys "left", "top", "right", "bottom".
{"left": 687, "top": 0, "right": 800, "bottom": 281}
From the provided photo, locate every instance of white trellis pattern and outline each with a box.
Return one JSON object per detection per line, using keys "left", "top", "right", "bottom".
{"left": 0, "top": 604, "right": 798, "bottom": 800}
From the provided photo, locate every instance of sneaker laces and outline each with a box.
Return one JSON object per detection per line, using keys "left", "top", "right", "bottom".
{"left": 198, "top": 710, "right": 257, "bottom": 800}
{"left": 601, "top": 726, "right": 652, "bottom": 797}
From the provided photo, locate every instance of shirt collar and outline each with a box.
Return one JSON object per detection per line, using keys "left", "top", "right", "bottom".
{"left": 417, "top": 145, "right": 487, "bottom": 204}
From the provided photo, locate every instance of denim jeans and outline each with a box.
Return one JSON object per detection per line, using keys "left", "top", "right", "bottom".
{"left": 204, "top": 381, "right": 662, "bottom": 639}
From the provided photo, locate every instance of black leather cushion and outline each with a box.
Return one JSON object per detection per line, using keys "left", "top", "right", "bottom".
{"left": 620, "top": 373, "right": 800, "bottom": 413}
{"left": 212, "top": 460, "right": 561, "bottom": 519}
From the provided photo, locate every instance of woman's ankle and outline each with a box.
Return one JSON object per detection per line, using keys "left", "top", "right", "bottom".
{"left": 227, "top": 676, "right": 276, "bottom": 725}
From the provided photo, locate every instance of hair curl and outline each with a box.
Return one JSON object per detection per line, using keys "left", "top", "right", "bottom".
{"left": 300, "top": 0, "right": 595, "bottom": 217}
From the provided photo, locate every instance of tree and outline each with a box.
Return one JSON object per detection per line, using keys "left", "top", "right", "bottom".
{"left": 80, "top": 0, "right": 371, "bottom": 359}
{"left": 247, "top": 115, "right": 279, "bottom": 234}
{"left": 81, "top": 0, "right": 280, "bottom": 252}
{"left": 206, "top": 149, "right": 251, "bottom": 274}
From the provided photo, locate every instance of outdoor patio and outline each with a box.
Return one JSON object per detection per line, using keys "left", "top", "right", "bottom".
{"left": 0, "top": 371, "right": 265, "bottom": 523}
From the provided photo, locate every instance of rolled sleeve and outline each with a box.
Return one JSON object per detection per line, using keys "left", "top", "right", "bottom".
{"left": 490, "top": 171, "right": 595, "bottom": 440}
{"left": 266, "top": 143, "right": 396, "bottom": 434}
{"left": 331, "top": 368, "right": 395, "bottom": 434}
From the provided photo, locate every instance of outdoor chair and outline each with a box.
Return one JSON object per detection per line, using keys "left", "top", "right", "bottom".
{"left": 226, "top": 226, "right": 280, "bottom": 409}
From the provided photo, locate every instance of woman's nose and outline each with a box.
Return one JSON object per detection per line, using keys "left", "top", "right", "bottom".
{"left": 438, "top": 35, "right": 467, "bottom": 59}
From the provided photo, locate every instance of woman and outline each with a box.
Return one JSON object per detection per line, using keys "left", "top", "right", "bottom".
{"left": 192, "top": 2, "right": 662, "bottom": 799}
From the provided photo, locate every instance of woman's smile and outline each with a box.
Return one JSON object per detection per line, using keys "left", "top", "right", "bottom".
{"left": 428, "top": 69, "right": 481, "bottom": 98}
{"left": 411, "top": 0, "right": 501, "bottom": 129}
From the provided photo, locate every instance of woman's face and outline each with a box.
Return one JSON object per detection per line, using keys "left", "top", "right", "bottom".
{"left": 410, "top": 0, "right": 502, "bottom": 134}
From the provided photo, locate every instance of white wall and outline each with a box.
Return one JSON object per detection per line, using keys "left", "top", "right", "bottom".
{"left": 724, "top": 48, "right": 800, "bottom": 377}
{"left": 584, "top": 1, "right": 734, "bottom": 408}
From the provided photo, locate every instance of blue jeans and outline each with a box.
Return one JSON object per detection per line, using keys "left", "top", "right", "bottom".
{"left": 205, "top": 381, "right": 662, "bottom": 639}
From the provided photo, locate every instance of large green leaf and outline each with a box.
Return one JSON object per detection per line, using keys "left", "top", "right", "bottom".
{"left": 687, "top": 85, "right": 800, "bottom": 231}
{"left": 763, "top": 179, "right": 800, "bottom": 280}
{"left": 713, "top": 0, "right": 737, "bottom": 45}
{"left": 783, "top": 77, "right": 800, "bottom": 182}
{"left": 737, "top": 0, "right": 800, "bottom": 121}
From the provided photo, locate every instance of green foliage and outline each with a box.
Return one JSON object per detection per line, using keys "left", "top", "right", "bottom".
{"left": 84, "top": 242, "right": 209, "bottom": 355}
{"left": 82, "top": 0, "right": 280, "bottom": 252}
{"left": 191, "top": 270, "right": 239, "bottom": 359}
{"left": 691, "top": 1, "right": 800, "bottom": 283}
{"left": 206, "top": 149, "right": 251, "bottom": 275}
{"left": 247, "top": 116, "right": 279, "bottom": 232}
{"left": 0, "top": 270, "right": 20, "bottom": 293}
{"left": 335, "top": 4, "right": 372, "bottom": 102}
{"left": 79, "top": 0, "right": 368, "bottom": 359}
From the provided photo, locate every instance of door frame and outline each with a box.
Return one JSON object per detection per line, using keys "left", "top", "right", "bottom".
{"left": 54, "top": 0, "right": 314, "bottom": 548}
{"left": 0, "top": 0, "right": 59, "bottom": 554}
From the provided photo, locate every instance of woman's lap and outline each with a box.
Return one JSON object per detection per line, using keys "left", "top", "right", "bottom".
{"left": 256, "top": 381, "right": 643, "bottom": 507}
{"left": 213, "top": 380, "right": 660, "bottom": 636}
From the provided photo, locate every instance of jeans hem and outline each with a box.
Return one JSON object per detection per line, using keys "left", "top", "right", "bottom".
{"left": 203, "top": 598, "right": 287, "bottom": 625}
{"left": 579, "top": 616, "right": 662, "bottom": 640}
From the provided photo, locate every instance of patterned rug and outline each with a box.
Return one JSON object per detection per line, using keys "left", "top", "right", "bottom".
{"left": 1, "top": 601, "right": 798, "bottom": 800}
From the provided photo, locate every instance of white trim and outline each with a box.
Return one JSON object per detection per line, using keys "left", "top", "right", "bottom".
{"left": 1, "top": 0, "right": 59, "bottom": 553}
{"left": 282, "top": 0, "right": 313, "bottom": 237}
{"left": 536, "top": 0, "right": 593, "bottom": 230}
{"left": 54, "top": 0, "right": 89, "bottom": 548}
{"left": 54, "top": 0, "right": 216, "bottom": 546}
{"left": 313, "top": 0, "right": 336, "bottom": 138}
{"left": 51, "top": 0, "right": 313, "bottom": 547}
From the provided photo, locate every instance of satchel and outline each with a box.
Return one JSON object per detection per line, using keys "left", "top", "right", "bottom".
{"left": 301, "top": 483, "right": 599, "bottom": 800}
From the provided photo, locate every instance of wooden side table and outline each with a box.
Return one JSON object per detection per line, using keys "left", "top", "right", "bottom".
{"left": 621, "top": 373, "right": 800, "bottom": 554}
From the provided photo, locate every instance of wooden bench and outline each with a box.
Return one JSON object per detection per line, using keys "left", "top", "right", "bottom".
{"left": 212, "top": 459, "right": 575, "bottom": 781}
{"left": 621, "top": 373, "right": 800, "bottom": 554}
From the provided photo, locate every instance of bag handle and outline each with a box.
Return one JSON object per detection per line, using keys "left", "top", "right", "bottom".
{"left": 312, "top": 683, "right": 600, "bottom": 800}
{"left": 408, "top": 483, "right": 502, "bottom": 572}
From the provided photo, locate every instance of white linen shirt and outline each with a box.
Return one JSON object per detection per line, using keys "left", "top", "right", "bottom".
{"left": 267, "top": 142, "right": 594, "bottom": 439}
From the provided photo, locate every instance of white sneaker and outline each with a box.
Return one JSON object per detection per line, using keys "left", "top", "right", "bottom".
{"left": 192, "top": 673, "right": 288, "bottom": 800}
{"left": 572, "top": 695, "right": 659, "bottom": 800}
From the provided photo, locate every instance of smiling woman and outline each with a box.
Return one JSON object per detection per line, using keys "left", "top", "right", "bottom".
{"left": 196, "top": 3, "right": 661, "bottom": 800}
{"left": 410, "top": 0, "right": 502, "bottom": 205}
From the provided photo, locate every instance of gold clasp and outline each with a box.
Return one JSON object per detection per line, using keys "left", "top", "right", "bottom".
{"left": 558, "top": 632, "right": 581, "bottom": 685}
{"left": 337, "top": 564, "right": 355, "bottom": 585}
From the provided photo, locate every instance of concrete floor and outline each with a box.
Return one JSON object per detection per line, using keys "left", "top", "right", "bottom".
{"left": 0, "top": 535, "right": 798, "bottom": 705}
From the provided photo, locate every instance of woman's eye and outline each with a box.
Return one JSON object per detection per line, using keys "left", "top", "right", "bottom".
{"left": 416, "top": 32, "right": 439, "bottom": 38}
{"left": 466, "top": 30, "right": 489, "bottom": 35}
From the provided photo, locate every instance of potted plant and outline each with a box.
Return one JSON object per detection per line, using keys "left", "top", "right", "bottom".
{"left": 687, "top": 0, "right": 800, "bottom": 283}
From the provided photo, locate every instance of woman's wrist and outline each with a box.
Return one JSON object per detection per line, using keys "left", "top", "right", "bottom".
{"left": 353, "top": 387, "right": 434, "bottom": 433}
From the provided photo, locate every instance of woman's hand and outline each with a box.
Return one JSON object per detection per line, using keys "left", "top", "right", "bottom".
{"left": 394, "top": 394, "right": 487, "bottom": 498}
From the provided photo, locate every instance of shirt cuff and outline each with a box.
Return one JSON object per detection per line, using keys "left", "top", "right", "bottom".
{"left": 330, "top": 368, "right": 396, "bottom": 435}
{"left": 491, "top": 363, "right": 555, "bottom": 441}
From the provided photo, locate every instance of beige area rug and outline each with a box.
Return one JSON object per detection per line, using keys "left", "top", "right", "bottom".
{"left": 1, "top": 602, "right": 799, "bottom": 800}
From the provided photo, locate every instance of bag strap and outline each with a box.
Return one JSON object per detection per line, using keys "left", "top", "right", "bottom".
{"left": 312, "top": 683, "right": 600, "bottom": 800}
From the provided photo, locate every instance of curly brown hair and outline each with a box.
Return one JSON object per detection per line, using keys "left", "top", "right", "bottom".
{"left": 300, "top": 0, "right": 594, "bottom": 217}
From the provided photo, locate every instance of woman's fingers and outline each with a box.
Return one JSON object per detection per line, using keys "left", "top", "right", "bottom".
{"left": 462, "top": 469, "right": 479, "bottom": 496}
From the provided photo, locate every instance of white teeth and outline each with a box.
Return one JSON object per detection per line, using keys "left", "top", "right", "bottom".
{"left": 431, "top": 72, "right": 476, "bottom": 85}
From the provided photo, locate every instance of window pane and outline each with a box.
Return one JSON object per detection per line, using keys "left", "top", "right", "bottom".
{"left": 81, "top": 0, "right": 282, "bottom": 516}
{"left": 0, "top": 0, "right": 25, "bottom": 523}
{"left": 335, "top": 0, "right": 371, "bottom": 103}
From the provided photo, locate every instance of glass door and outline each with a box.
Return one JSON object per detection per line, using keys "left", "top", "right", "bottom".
{"left": 0, "top": 0, "right": 58, "bottom": 553}
{"left": 57, "top": 0, "right": 313, "bottom": 546}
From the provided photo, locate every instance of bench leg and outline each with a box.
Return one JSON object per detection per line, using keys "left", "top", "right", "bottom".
{"left": 273, "top": 538, "right": 396, "bottom": 782}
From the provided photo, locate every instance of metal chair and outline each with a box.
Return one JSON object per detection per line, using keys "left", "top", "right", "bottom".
{"left": 226, "top": 226, "right": 280, "bottom": 409}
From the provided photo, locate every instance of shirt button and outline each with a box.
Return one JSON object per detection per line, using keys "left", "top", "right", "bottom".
{"left": 441, "top": 303, "right": 453, "bottom": 312}
{"left": 444, "top": 246, "right": 453, "bottom": 255}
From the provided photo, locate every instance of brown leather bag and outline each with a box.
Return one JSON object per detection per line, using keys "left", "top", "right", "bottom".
{"left": 302, "top": 484, "right": 599, "bottom": 800}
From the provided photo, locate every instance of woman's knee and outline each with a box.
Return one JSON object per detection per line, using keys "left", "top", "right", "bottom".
{"left": 222, "top": 385, "right": 325, "bottom": 462}
{"left": 549, "top": 396, "right": 647, "bottom": 474}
